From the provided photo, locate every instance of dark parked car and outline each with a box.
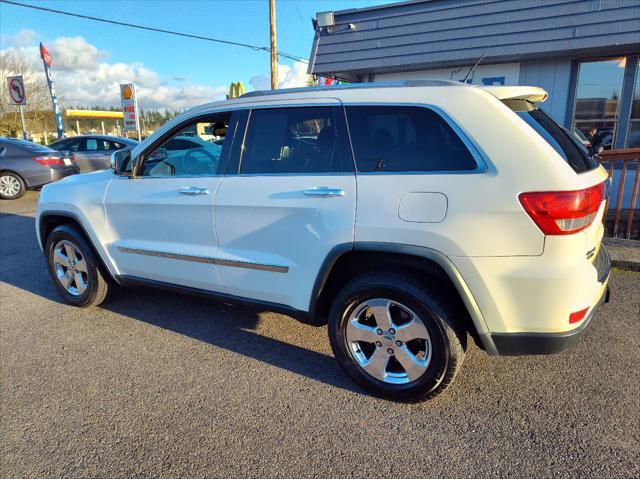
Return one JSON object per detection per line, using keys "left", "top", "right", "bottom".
{"left": 48, "top": 135, "right": 138, "bottom": 172}
{"left": 0, "top": 137, "right": 79, "bottom": 200}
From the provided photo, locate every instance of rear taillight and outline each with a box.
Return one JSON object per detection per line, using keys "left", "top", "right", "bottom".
{"left": 32, "top": 155, "right": 63, "bottom": 166}
{"left": 519, "top": 182, "right": 605, "bottom": 235}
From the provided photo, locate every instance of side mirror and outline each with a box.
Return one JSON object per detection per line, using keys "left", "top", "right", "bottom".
{"left": 111, "top": 149, "right": 132, "bottom": 175}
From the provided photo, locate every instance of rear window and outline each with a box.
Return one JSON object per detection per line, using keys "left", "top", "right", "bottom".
{"left": 503, "top": 99, "right": 598, "bottom": 173}
{"left": 345, "top": 106, "right": 477, "bottom": 173}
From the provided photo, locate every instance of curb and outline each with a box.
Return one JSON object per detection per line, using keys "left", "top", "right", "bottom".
{"left": 603, "top": 238, "right": 640, "bottom": 272}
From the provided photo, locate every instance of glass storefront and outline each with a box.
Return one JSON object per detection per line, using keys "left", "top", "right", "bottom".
{"left": 572, "top": 58, "right": 626, "bottom": 150}
{"left": 628, "top": 70, "right": 640, "bottom": 148}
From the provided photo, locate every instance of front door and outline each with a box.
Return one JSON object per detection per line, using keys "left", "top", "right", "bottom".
{"left": 214, "top": 104, "right": 356, "bottom": 311}
{"left": 104, "top": 111, "right": 240, "bottom": 291}
{"left": 77, "top": 137, "right": 112, "bottom": 171}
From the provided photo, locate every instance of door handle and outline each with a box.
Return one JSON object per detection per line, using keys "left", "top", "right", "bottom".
{"left": 304, "top": 187, "right": 345, "bottom": 197}
{"left": 179, "top": 186, "right": 210, "bottom": 195}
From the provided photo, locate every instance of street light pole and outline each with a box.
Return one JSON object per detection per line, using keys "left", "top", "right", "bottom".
{"left": 269, "top": 0, "right": 278, "bottom": 90}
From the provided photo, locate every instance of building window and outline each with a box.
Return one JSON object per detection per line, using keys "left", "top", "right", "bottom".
{"left": 627, "top": 67, "right": 640, "bottom": 148}
{"left": 572, "top": 58, "right": 626, "bottom": 151}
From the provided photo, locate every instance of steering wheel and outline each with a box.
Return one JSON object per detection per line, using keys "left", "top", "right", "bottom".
{"left": 182, "top": 148, "right": 218, "bottom": 175}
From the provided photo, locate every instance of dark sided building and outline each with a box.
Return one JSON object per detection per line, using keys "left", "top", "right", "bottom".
{"left": 308, "top": 0, "right": 640, "bottom": 149}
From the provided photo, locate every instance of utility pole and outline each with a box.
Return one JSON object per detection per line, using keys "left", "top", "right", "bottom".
{"left": 269, "top": 0, "right": 278, "bottom": 90}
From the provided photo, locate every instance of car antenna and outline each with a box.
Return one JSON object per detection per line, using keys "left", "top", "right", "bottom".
{"left": 462, "top": 51, "right": 486, "bottom": 83}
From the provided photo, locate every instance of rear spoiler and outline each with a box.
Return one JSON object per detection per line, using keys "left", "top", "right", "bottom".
{"left": 479, "top": 86, "right": 548, "bottom": 104}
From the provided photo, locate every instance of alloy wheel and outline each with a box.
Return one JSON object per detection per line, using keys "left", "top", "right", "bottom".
{"left": 52, "top": 240, "right": 89, "bottom": 296}
{"left": 345, "top": 298, "right": 432, "bottom": 384}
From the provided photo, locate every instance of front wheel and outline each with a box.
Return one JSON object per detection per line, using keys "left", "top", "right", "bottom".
{"left": 328, "top": 272, "right": 466, "bottom": 402}
{"left": 45, "top": 225, "right": 115, "bottom": 307}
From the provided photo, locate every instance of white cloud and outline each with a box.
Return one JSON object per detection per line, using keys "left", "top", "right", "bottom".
{"left": 0, "top": 29, "right": 38, "bottom": 48}
{"left": 1, "top": 34, "right": 227, "bottom": 110}
{"left": 2, "top": 32, "right": 312, "bottom": 111}
{"left": 50, "top": 36, "right": 102, "bottom": 71}
{"left": 249, "top": 61, "right": 311, "bottom": 91}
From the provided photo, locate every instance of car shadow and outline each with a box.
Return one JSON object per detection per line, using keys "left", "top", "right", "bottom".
{"left": 0, "top": 211, "right": 357, "bottom": 394}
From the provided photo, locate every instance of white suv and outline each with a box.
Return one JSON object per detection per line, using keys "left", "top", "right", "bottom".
{"left": 36, "top": 82, "right": 611, "bottom": 401}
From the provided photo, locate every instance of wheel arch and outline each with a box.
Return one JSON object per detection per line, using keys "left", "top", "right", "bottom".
{"left": 38, "top": 211, "right": 120, "bottom": 283}
{"left": 309, "top": 242, "right": 497, "bottom": 355}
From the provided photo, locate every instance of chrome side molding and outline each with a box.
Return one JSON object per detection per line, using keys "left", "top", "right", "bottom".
{"left": 117, "top": 246, "right": 288, "bottom": 273}
{"left": 214, "top": 258, "right": 289, "bottom": 273}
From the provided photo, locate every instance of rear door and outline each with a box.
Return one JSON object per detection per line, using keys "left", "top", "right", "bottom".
{"left": 214, "top": 102, "right": 356, "bottom": 311}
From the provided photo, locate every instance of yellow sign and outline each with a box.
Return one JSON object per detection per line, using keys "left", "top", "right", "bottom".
{"left": 65, "top": 110, "right": 124, "bottom": 119}
{"left": 228, "top": 81, "right": 245, "bottom": 99}
{"left": 121, "top": 84, "right": 133, "bottom": 100}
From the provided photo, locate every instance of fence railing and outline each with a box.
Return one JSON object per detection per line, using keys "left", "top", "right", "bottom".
{"left": 599, "top": 148, "right": 640, "bottom": 241}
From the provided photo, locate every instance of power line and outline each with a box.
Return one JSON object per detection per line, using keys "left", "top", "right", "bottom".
{"left": 0, "top": 0, "right": 308, "bottom": 63}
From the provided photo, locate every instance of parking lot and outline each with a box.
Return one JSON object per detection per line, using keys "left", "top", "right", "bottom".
{"left": 1, "top": 191, "right": 639, "bottom": 478}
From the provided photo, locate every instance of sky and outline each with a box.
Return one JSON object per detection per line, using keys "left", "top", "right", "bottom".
{"left": 0, "top": 0, "right": 397, "bottom": 110}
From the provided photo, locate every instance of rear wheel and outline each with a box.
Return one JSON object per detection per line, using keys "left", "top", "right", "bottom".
{"left": 328, "top": 272, "right": 466, "bottom": 402}
{"left": 45, "top": 225, "right": 115, "bottom": 307}
{"left": 0, "top": 172, "right": 25, "bottom": 200}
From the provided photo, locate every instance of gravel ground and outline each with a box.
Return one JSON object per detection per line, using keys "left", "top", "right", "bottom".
{"left": 1, "top": 191, "right": 639, "bottom": 478}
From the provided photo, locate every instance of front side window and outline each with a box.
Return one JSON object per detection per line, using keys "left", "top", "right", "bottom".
{"left": 345, "top": 106, "right": 477, "bottom": 172}
{"left": 106, "top": 141, "right": 122, "bottom": 151}
{"left": 240, "top": 106, "right": 351, "bottom": 174}
{"left": 140, "top": 113, "right": 231, "bottom": 177}
{"left": 572, "top": 58, "right": 626, "bottom": 150}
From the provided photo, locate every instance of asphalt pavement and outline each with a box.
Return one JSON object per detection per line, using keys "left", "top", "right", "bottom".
{"left": 1, "top": 192, "right": 639, "bottom": 478}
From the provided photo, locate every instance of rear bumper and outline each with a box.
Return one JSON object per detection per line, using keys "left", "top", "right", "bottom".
{"left": 490, "top": 281, "right": 610, "bottom": 355}
{"left": 27, "top": 166, "right": 78, "bottom": 189}
{"left": 488, "top": 245, "right": 611, "bottom": 355}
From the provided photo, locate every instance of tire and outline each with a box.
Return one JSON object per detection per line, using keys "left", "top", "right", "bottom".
{"left": 45, "top": 224, "right": 115, "bottom": 307}
{"left": 0, "top": 172, "right": 26, "bottom": 200}
{"left": 328, "top": 272, "right": 466, "bottom": 402}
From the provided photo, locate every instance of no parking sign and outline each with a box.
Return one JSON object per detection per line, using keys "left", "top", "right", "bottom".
{"left": 7, "top": 76, "right": 27, "bottom": 106}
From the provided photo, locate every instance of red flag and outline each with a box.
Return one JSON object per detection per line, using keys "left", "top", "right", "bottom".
{"left": 39, "top": 42, "right": 52, "bottom": 66}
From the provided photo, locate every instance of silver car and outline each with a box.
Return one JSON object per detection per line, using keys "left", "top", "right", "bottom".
{"left": 48, "top": 135, "right": 139, "bottom": 172}
{"left": 0, "top": 137, "right": 78, "bottom": 200}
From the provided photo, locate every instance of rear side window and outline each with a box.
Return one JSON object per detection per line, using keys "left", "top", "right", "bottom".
{"left": 240, "top": 106, "right": 352, "bottom": 174}
{"left": 345, "top": 106, "right": 477, "bottom": 173}
{"left": 85, "top": 139, "right": 99, "bottom": 151}
{"left": 503, "top": 100, "right": 598, "bottom": 173}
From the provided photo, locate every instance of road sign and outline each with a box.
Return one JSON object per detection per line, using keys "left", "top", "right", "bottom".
{"left": 120, "top": 83, "right": 141, "bottom": 139}
{"left": 7, "top": 76, "right": 27, "bottom": 106}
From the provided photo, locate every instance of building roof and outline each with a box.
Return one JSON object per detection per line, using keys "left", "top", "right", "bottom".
{"left": 308, "top": 0, "right": 640, "bottom": 80}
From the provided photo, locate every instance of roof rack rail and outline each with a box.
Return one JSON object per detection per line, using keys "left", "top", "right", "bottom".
{"left": 241, "top": 80, "right": 464, "bottom": 98}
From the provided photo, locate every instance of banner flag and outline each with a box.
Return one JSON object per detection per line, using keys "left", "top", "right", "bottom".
{"left": 39, "top": 42, "right": 64, "bottom": 139}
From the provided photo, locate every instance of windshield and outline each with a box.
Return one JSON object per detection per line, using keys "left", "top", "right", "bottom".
{"left": 503, "top": 99, "right": 599, "bottom": 173}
